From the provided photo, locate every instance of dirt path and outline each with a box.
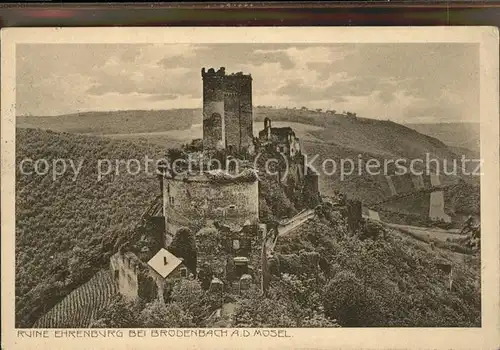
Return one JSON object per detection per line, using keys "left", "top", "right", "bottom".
{"left": 277, "top": 209, "right": 315, "bottom": 236}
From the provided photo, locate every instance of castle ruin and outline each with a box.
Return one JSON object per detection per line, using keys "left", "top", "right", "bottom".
{"left": 202, "top": 67, "right": 253, "bottom": 153}
{"left": 110, "top": 66, "right": 321, "bottom": 304}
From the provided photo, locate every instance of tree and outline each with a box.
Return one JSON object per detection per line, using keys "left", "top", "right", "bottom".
{"left": 139, "top": 300, "right": 194, "bottom": 327}
{"left": 168, "top": 227, "right": 197, "bottom": 277}
{"left": 261, "top": 230, "right": 271, "bottom": 297}
{"left": 322, "top": 270, "right": 379, "bottom": 327}
{"left": 90, "top": 296, "right": 139, "bottom": 328}
{"left": 233, "top": 290, "right": 296, "bottom": 327}
{"left": 166, "top": 147, "right": 185, "bottom": 162}
{"left": 170, "top": 279, "right": 211, "bottom": 326}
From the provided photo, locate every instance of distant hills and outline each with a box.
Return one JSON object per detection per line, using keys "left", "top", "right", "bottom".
{"left": 18, "top": 107, "right": 478, "bottom": 158}
{"left": 17, "top": 109, "right": 200, "bottom": 135}
{"left": 406, "top": 122, "right": 480, "bottom": 153}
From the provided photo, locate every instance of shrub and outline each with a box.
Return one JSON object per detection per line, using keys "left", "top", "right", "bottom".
{"left": 233, "top": 290, "right": 296, "bottom": 327}
{"left": 168, "top": 227, "right": 197, "bottom": 277}
{"left": 170, "top": 279, "right": 211, "bottom": 326}
{"left": 322, "top": 270, "right": 379, "bottom": 327}
{"left": 90, "top": 296, "right": 139, "bottom": 328}
{"left": 139, "top": 300, "right": 194, "bottom": 328}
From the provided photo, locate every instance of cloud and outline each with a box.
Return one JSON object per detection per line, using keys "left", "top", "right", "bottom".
{"left": 16, "top": 43, "right": 479, "bottom": 123}
{"left": 147, "top": 93, "right": 180, "bottom": 101}
{"left": 158, "top": 45, "right": 297, "bottom": 71}
{"left": 86, "top": 66, "right": 200, "bottom": 97}
{"left": 251, "top": 49, "right": 295, "bottom": 70}
{"left": 276, "top": 75, "right": 399, "bottom": 103}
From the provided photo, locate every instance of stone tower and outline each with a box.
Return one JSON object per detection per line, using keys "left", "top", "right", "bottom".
{"left": 202, "top": 67, "right": 226, "bottom": 150}
{"left": 201, "top": 67, "right": 253, "bottom": 153}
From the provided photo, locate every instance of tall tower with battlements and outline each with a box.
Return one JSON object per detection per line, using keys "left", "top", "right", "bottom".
{"left": 201, "top": 67, "right": 253, "bottom": 153}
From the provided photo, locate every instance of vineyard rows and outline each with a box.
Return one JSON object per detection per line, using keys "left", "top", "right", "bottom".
{"left": 34, "top": 269, "right": 117, "bottom": 328}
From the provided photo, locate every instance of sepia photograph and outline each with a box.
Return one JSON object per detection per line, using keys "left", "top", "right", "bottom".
{"left": 1, "top": 27, "right": 499, "bottom": 349}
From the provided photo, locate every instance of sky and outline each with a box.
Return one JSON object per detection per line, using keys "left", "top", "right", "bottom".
{"left": 16, "top": 43, "right": 479, "bottom": 123}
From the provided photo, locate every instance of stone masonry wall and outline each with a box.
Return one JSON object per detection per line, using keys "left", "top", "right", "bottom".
{"left": 110, "top": 253, "right": 139, "bottom": 302}
{"left": 110, "top": 252, "right": 187, "bottom": 305}
{"left": 164, "top": 176, "right": 259, "bottom": 235}
{"left": 223, "top": 76, "right": 241, "bottom": 151}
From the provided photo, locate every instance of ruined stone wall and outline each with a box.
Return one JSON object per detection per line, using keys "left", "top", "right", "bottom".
{"left": 164, "top": 175, "right": 259, "bottom": 235}
{"left": 202, "top": 68, "right": 225, "bottom": 150}
{"left": 429, "top": 191, "right": 452, "bottom": 223}
{"left": 203, "top": 113, "right": 224, "bottom": 150}
{"left": 110, "top": 252, "right": 187, "bottom": 305}
{"left": 289, "top": 136, "right": 301, "bottom": 157}
{"left": 110, "top": 252, "right": 139, "bottom": 301}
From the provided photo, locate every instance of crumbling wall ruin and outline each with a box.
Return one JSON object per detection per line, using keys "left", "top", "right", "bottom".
{"left": 164, "top": 174, "right": 259, "bottom": 235}
{"left": 109, "top": 252, "right": 140, "bottom": 301}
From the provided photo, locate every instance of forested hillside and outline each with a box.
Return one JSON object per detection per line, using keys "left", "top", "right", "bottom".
{"left": 15, "top": 128, "right": 165, "bottom": 327}
{"left": 271, "top": 212, "right": 481, "bottom": 327}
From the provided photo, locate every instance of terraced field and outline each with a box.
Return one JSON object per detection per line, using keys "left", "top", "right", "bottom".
{"left": 34, "top": 269, "right": 117, "bottom": 328}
